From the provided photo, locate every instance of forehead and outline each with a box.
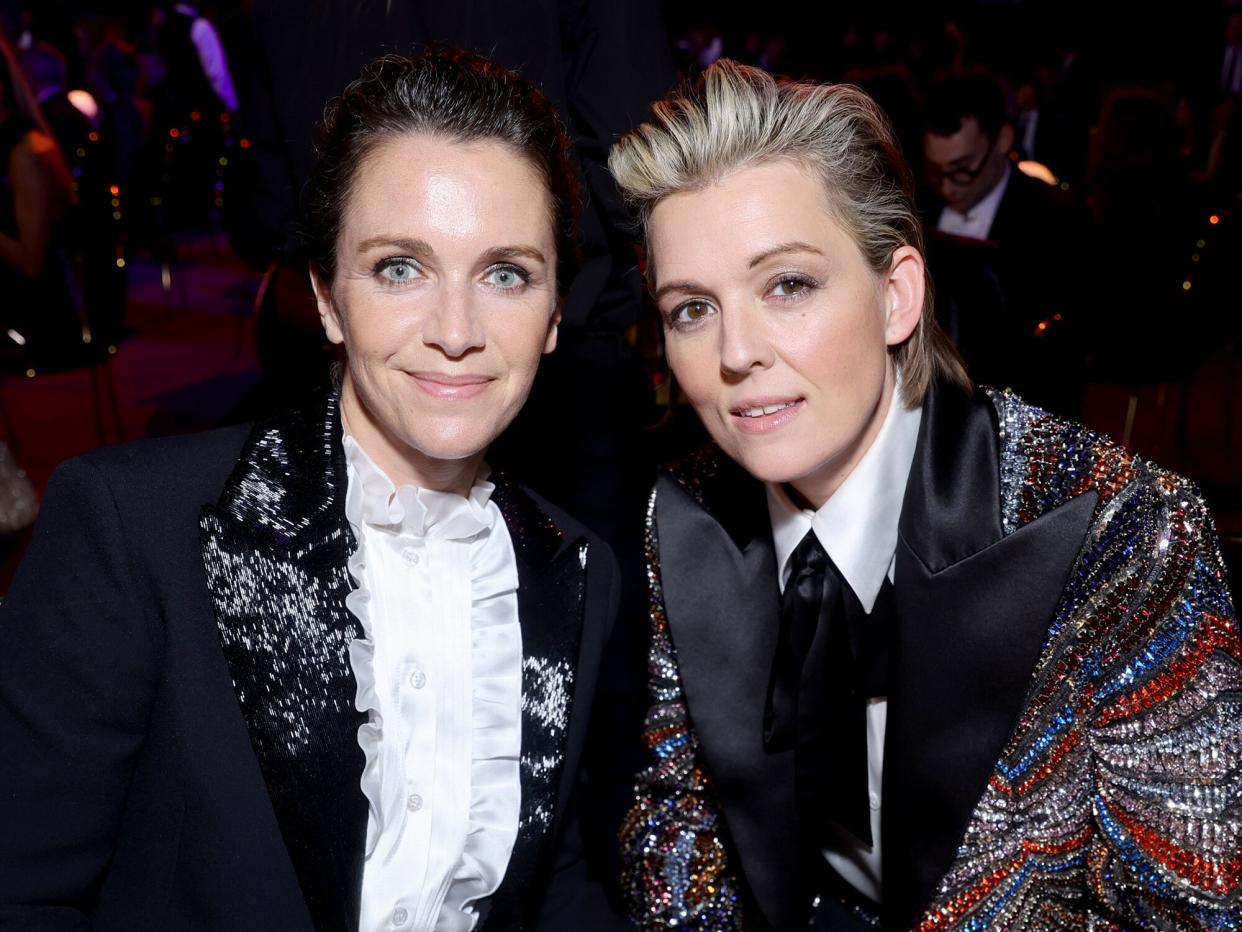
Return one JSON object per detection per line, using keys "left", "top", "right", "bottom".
{"left": 923, "top": 116, "right": 987, "bottom": 161}
{"left": 647, "top": 160, "right": 863, "bottom": 282}
{"left": 341, "top": 133, "right": 554, "bottom": 246}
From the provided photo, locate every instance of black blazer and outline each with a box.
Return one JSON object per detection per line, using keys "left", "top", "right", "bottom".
{"left": 0, "top": 395, "right": 623, "bottom": 931}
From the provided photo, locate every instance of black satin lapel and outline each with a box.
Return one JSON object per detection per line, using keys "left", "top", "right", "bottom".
{"left": 656, "top": 471, "right": 804, "bottom": 931}
{"left": 200, "top": 397, "right": 368, "bottom": 932}
{"left": 882, "top": 486, "right": 1096, "bottom": 931}
{"left": 900, "top": 382, "right": 1005, "bottom": 571}
{"left": 486, "top": 482, "right": 587, "bottom": 930}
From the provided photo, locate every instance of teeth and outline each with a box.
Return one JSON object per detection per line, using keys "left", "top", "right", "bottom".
{"left": 739, "top": 402, "right": 793, "bottom": 418}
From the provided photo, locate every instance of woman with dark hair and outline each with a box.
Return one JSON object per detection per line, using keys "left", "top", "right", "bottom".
{"left": 0, "top": 32, "right": 78, "bottom": 367}
{"left": 0, "top": 48, "right": 625, "bottom": 931}
{"left": 609, "top": 60, "right": 1240, "bottom": 931}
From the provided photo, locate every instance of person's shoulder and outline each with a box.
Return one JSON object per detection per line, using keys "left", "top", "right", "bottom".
{"left": 986, "top": 388, "right": 1206, "bottom": 529}
{"left": 9, "top": 126, "right": 61, "bottom": 169}
{"left": 1005, "top": 166, "right": 1080, "bottom": 217}
{"left": 57, "top": 423, "right": 252, "bottom": 505}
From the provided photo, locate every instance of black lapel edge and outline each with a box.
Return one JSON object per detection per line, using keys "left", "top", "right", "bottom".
{"left": 655, "top": 469, "right": 806, "bottom": 931}
{"left": 486, "top": 478, "right": 589, "bottom": 928}
{"left": 198, "top": 395, "right": 367, "bottom": 932}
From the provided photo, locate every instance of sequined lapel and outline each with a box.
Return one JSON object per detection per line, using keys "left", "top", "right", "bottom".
{"left": 655, "top": 451, "right": 805, "bottom": 931}
{"left": 484, "top": 475, "right": 589, "bottom": 930}
{"left": 881, "top": 384, "right": 1096, "bottom": 931}
{"left": 200, "top": 393, "right": 368, "bottom": 932}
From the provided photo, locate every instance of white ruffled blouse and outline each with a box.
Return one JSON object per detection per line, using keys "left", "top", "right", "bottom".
{"left": 342, "top": 436, "right": 522, "bottom": 932}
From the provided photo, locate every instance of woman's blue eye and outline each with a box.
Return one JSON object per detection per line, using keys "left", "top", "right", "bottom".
{"left": 485, "top": 264, "right": 528, "bottom": 290}
{"left": 378, "top": 259, "right": 418, "bottom": 283}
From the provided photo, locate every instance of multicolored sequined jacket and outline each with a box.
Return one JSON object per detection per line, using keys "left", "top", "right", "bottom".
{"left": 621, "top": 384, "right": 1242, "bottom": 931}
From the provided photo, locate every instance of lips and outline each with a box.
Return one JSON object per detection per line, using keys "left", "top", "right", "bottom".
{"left": 729, "top": 397, "right": 805, "bottom": 434}
{"left": 735, "top": 401, "right": 798, "bottom": 418}
{"left": 409, "top": 371, "right": 494, "bottom": 400}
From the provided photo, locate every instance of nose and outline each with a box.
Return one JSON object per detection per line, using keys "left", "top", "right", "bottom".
{"left": 421, "top": 286, "right": 485, "bottom": 358}
{"left": 719, "top": 306, "right": 773, "bottom": 377}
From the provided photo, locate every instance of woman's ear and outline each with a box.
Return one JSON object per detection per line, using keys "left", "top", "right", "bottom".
{"left": 883, "top": 246, "right": 925, "bottom": 347}
{"left": 310, "top": 262, "right": 345, "bottom": 345}
{"left": 543, "top": 301, "right": 562, "bottom": 354}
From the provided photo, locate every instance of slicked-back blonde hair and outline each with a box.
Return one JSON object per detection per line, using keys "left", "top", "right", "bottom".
{"left": 608, "top": 59, "right": 969, "bottom": 406}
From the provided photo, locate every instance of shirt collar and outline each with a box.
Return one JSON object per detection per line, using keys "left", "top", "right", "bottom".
{"left": 767, "top": 379, "right": 922, "bottom": 611}
{"left": 942, "top": 163, "right": 1010, "bottom": 232}
{"left": 342, "top": 433, "right": 496, "bottom": 540}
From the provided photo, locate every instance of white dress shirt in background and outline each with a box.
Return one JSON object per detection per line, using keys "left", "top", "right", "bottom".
{"left": 936, "top": 166, "right": 1010, "bottom": 241}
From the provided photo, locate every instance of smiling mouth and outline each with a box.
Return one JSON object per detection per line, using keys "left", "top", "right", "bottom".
{"left": 409, "top": 372, "right": 494, "bottom": 399}
{"left": 728, "top": 398, "right": 805, "bottom": 434}
{"left": 736, "top": 401, "right": 799, "bottom": 418}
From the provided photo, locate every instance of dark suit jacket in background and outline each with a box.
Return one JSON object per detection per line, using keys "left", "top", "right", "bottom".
{"left": 927, "top": 167, "right": 1091, "bottom": 417}
{"left": 0, "top": 395, "right": 625, "bottom": 931}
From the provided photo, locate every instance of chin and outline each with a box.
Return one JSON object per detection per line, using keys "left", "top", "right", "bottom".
{"left": 396, "top": 423, "right": 494, "bottom": 465}
{"left": 728, "top": 445, "right": 811, "bottom": 486}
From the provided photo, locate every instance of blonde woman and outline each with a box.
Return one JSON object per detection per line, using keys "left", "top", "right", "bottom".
{"left": 609, "top": 60, "right": 1241, "bottom": 931}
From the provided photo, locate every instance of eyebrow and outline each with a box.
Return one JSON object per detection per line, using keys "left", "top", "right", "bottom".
{"left": 747, "top": 241, "right": 825, "bottom": 268}
{"left": 356, "top": 235, "right": 434, "bottom": 256}
{"left": 481, "top": 245, "right": 549, "bottom": 265}
{"left": 353, "top": 238, "right": 548, "bottom": 266}
{"left": 652, "top": 242, "right": 827, "bottom": 301}
{"left": 652, "top": 278, "right": 707, "bottom": 303}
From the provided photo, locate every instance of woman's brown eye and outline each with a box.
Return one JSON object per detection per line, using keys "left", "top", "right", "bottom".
{"left": 773, "top": 277, "right": 808, "bottom": 297}
{"left": 668, "top": 299, "right": 715, "bottom": 329}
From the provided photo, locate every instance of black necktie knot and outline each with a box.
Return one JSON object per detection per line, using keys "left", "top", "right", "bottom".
{"left": 789, "top": 532, "right": 829, "bottom": 577}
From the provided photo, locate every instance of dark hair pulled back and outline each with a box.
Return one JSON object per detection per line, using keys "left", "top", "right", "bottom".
{"left": 304, "top": 46, "right": 581, "bottom": 294}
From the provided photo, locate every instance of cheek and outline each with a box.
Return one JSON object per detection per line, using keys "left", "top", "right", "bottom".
{"left": 665, "top": 339, "right": 718, "bottom": 405}
{"left": 801, "top": 291, "right": 886, "bottom": 368}
{"left": 342, "top": 302, "right": 413, "bottom": 357}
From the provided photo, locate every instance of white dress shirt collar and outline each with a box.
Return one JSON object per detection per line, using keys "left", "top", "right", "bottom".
{"left": 936, "top": 164, "right": 1011, "bottom": 241}
{"left": 767, "top": 380, "right": 922, "bottom": 610}
{"left": 344, "top": 435, "right": 496, "bottom": 540}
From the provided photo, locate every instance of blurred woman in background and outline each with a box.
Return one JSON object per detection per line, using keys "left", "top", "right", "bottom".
{"left": 0, "top": 33, "right": 77, "bottom": 369}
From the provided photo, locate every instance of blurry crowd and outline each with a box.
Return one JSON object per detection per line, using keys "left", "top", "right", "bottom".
{"left": 667, "top": 5, "right": 1242, "bottom": 419}
{"left": 1, "top": 1, "right": 1239, "bottom": 417}
{"left": 0, "top": 1, "right": 243, "bottom": 372}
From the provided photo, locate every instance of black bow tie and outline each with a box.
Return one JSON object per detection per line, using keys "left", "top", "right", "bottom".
{"left": 763, "top": 529, "right": 894, "bottom": 848}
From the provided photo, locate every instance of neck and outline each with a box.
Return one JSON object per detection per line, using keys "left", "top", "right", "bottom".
{"left": 339, "top": 380, "right": 482, "bottom": 497}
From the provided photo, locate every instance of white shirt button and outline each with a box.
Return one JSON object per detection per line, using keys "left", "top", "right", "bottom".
{"left": 407, "top": 793, "right": 423, "bottom": 812}
{"left": 869, "top": 792, "right": 881, "bottom": 811}
{"left": 392, "top": 906, "right": 409, "bottom": 925}
{"left": 409, "top": 670, "right": 426, "bottom": 689}
{"left": 401, "top": 546, "right": 419, "bottom": 566}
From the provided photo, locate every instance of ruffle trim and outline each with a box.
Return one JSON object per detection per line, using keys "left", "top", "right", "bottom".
{"left": 342, "top": 435, "right": 521, "bottom": 924}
